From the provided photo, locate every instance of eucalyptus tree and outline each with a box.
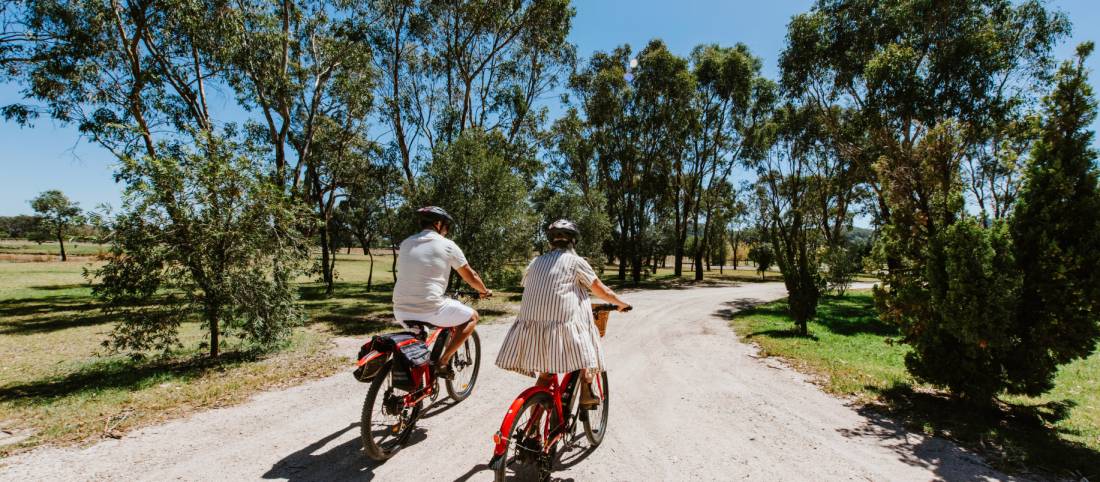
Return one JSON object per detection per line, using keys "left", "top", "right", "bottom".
{"left": 564, "top": 40, "right": 694, "bottom": 283}
{"left": 726, "top": 185, "right": 751, "bottom": 270}
{"left": 336, "top": 163, "right": 402, "bottom": 291}
{"left": 413, "top": 129, "right": 535, "bottom": 285}
{"left": 780, "top": 0, "right": 1069, "bottom": 237}
{"left": 679, "top": 43, "right": 773, "bottom": 280}
{"left": 362, "top": 0, "right": 575, "bottom": 186}
{"left": 0, "top": 0, "right": 33, "bottom": 82}
{"left": 96, "top": 133, "right": 311, "bottom": 358}
{"left": 29, "top": 190, "right": 82, "bottom": 261}
{"left": 4, "top": 1, "right": 319, "bottom": 356}
{"left": 752, "top": 104, "right": 827, "bottom": 335}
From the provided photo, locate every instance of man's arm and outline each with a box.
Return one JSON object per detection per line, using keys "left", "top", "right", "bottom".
{"left": 456, "top": 264, "right": 491, "bottom": 298}
{"left": 590, "top": 277, "right": 630, "bottom": 311}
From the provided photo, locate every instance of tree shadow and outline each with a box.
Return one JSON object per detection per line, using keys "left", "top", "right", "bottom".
{"left": 477, "top": 308, "right": 511, "bottom": 318}
{"left": 0, "top": 350, "right": 265, "bottom": 403}
{"left": 713, "top": 298, "right": 777, "bottom": 319}
{"left": 862, "top": 383, "right": 1100, "bottom": 479}
{"left": 310, "top": 309, "right": 394, "bottom": 337}
{"left": 28, "top": 283, "right": 91, "bottom": 291}
{"left": 298, "top": 282, "right": 395, "bottom": 302}
{"left": 721, "top": 294, "right": 894, "bottom": 339}
{"left": 0, "top": 296, "right": 115, "bottom": 335}
{"left": 0, "top": 295, "right": 98, "bottom": 318}
{"left": 0, "top": 311, "right": 116, "bottom": 335}
{"left": 813, "top": 295, "right": 896, "bottom": 337}
{"left": 606, "top": 277, "right": 744, "bottom": 291}
{"left": 741, "top": 329, "right": 819, "bottom": 341}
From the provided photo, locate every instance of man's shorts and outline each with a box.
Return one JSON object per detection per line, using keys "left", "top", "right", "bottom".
{"left": 394, "top": 298, "right": 476, "bottom": 328}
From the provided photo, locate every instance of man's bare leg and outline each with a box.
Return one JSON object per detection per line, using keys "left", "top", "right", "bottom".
{"left": 439, "top": 311, "right": 478, "bottom": 366}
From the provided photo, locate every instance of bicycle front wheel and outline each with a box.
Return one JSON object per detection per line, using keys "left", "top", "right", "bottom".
{"left": 583, "top": 371, "right": 609, "bottom": 446}
{"left": 494, "top": 391, "right": 557, "bottom": 482}
{"left": 445, "top": 330, "right": 481, "bottom": 402}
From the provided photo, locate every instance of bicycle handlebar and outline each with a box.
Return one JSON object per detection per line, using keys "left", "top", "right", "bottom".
{"left": 592, "top": 303, "right": 632, "bottom": 313}
{"left": 449, "top": 289, "right": 490, "bottom": 299}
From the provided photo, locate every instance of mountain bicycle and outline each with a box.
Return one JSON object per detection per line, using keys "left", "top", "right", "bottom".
{"left": 356, "top": 290, "right": 484, "bottom": 461}
{"left": 488, "top": 303, "right": 631, "bottom": 481}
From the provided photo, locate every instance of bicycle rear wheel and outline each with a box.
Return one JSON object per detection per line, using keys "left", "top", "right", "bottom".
{"left": 583, "top": 371, "right": 609, "bottom": 446}
{"left": 445, "top": 330, "right": 480, "bottom": 401}
{"left": 494, "top": 392, "right": 558, "bottom": 482}
{"left": 361, "top": 362, "right": 421, "bottom": 461}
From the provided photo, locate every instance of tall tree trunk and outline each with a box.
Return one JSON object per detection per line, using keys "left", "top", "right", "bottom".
{"left": 390, "top": 243, "right": 398, "bottom": 283}
{"left": 631, "top": 251, "right": 642, "bottom": 284}
{"left": 694, "top": 220, "right": 706, "bottom": 281}
{"left": 319, "top": 225, "right": 334, "bottom": 295}
{"left": 367, "top": 249, "right": 375, "bottom": 291}
{"left": 358, "top": 234, "right": 374, "bottom": 291}
{"left": 617, "top": 225, "right": 628, "bottom": 281}
{"left": 56, "top": 227, "right": 66, "bottom": 261}
{"left": 731, "top": 232, "right": 740, "bottom": 270}
{"left": 673, "top": 243, "right": 684, "bottom": 277}
{"left": 207, "top": 307, "right": 220, "bottom": 358}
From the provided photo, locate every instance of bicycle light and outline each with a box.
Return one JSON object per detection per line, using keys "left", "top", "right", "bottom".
{"left": 493, "top": 431, "right": 502, "bottom": 445}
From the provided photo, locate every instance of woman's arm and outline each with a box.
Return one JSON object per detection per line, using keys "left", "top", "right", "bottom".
{"left": 590, "top": 277, "right": 630, "bottom": 311}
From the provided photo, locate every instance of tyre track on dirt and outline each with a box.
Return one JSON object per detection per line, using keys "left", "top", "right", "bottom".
{"left": 0, "top": 282, "right": 1011, "bottom": 481}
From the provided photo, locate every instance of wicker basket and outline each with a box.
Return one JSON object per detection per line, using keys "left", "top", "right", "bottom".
{"left": 593, "top": 310, "right": 611, "bottom": 337}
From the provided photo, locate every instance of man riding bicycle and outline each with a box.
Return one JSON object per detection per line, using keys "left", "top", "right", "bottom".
{"left": 392, "top": 206, "right": 491, "bottom": 379}
{"left": 495, "top": 219, "right": 630, "bottom": 408}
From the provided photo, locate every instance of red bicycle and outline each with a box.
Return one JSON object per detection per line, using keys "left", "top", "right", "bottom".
{"left": 488, "top": 303, "right": 630, "bottom": 481}
{"left": 355, "top": 291, "right": 483, "bottom": 461}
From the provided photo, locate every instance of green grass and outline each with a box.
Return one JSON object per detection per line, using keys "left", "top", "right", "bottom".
{"left": 0, "top": 251, "right": 519, "bottom": 455}
{"left": 0, "top": 239, "right": 109, "bottom": 258}
{"left": 729, "top": 291, "right": 1100, "bottom": 478}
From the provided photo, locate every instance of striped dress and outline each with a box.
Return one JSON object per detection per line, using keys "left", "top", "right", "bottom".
{"left": 495, "top": 249, "right": 605, "bottom": 377}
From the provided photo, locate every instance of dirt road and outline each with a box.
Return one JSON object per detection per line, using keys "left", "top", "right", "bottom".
{"left": 0, "top": 283, "right": 1009, "bottom": 481}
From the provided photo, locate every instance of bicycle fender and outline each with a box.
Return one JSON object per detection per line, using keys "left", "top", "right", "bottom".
{"left": 492, "top": 386, "right": 551, "bottom": 456}
{"left": 356, "top": 350, "right": 387, "bottom": 367}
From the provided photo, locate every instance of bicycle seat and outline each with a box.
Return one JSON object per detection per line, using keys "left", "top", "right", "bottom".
{"left": 402, "top": 320, "right": 433, "bottom": 330}
{"left": 401, "top": 320, "right": 435, "bottom": 339}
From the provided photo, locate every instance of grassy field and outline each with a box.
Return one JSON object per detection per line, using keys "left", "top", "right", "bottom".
{"left": 0, "top": 239, "right": 108, "bottom": 259}
{"left": 0, "top": 251, "right": 517, "bottom": 456}
{"left": 729, "top": 291, "right": 1099, "bottom": 478}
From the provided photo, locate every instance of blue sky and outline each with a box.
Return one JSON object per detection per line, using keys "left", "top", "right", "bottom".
{"left": 1, "top": 0, "right": 1098, "bottom": 215}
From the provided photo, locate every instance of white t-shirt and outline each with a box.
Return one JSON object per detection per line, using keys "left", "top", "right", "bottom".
{"left": 392, "top": 230, "right": 469, "bottom": 314}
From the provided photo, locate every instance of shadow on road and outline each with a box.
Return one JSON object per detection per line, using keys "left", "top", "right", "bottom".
{"left": 262, "top": 422, "right": 426, "bottom": 481}
{"left": 262, "top": 395, "right": 460, "bottom": 481}
{"left": 420, "top": 397, "right": 459, "bottom": 419}
{"left": 851, "top": 383, "right": 1100, "bottom": 480}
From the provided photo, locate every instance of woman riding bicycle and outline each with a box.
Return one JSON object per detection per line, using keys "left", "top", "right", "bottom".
{"left": 495, "top": 219, "right": 631, "bottom": 408}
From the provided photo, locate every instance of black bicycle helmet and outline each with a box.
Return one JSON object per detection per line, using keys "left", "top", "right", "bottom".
{"left": 416, "top": 206, "right": 454, "bottom": 227}
{"left": 546, "top": 219, "right": 580, "bottom": 242}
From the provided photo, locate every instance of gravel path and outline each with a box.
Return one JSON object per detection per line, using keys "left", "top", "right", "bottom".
{"left": 0, "top": 282, "right": 1012, "bottom": 481}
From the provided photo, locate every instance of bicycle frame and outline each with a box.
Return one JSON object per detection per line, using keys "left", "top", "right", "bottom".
{"left": 490, "top": 370, "right": 581, "bottom": 459}
{"left": 355, "top": 325, "right": 449, "bottom": 409}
